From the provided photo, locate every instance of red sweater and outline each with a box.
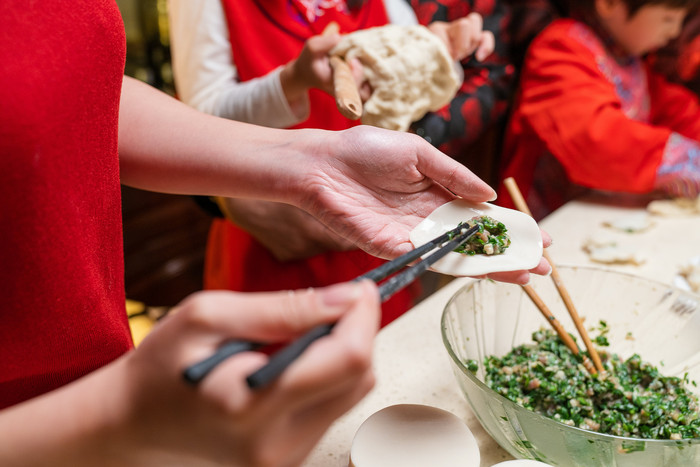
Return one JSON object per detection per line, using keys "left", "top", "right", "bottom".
{"left": 0, "top": 0, "right": 133, "bottom": 408}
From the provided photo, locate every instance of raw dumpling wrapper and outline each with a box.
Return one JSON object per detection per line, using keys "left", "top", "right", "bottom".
{"left": 582, "top": 236, "right": 644, "bottom": 266}
{"left": 331, "top": 25, "right": 460, "bottom": 131}
{"left": 349, "top": 404, "right": 479, "bottom": 467}
{"left": 647, "top": 196, "right": 700, "bottom": 217}
{"left": 409, "top": 200, "right": 543, "bottom": 276}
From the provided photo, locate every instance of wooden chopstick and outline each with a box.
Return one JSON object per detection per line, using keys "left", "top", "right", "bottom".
{"left": 323, "top": 22, "right": 363, "bottom": 120}
{"left": 184, "top": 223, "right": 479, "bottom": 388}
{"left": 521, "top": 284, "right": 597, "bottom": 375}
{"left": 503, "top": 177, "right": 605, "bottom": 375}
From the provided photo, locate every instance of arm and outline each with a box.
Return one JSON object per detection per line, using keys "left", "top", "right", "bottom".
{"left": 168, "top": 0, "right": 305, "bottom": 127}
{"left": 647, "top": 65, "right": 700, "bottom": 138}
{"left": 0, "top": 282, "right": 380, "bottom": 466}
{"left": 517, "top": 25, "right": 692, "bottom": 194}
{"left": 410, "top": 1, "right": 514, "bottom": 147}
{"left": 117, "top": 76, "right": 497, "bottom": 258}
{"left": 119, "top": 76, "right": 550, "bottom": 278}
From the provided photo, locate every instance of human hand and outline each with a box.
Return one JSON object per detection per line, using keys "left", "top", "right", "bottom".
{"left": 217, "top": 197, "right": 355, "bottom": 261}
{"left": 280, "top": 33, "right": 343, "bottom": 108}
{"left": 428, "top": 12, "right": 495, "bottom": 62}
{"left": 292, "top": 125, "right": 496, "bottom": 259}
{"left": 286, "top": 125, "right": 551, "bottom": 284}
{"left": 480, "top": 229, "right": 553, "bottom": 284}
{"left": 121, "top": 281, "right": 379, "bottom": 466}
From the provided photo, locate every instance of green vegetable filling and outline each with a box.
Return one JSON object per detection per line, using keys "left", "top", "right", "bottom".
{"left": 452, "top": 216, "right": 511, "bottom": 256}
{"left": 468, "top": 326, "right": 700, "bottom": 439}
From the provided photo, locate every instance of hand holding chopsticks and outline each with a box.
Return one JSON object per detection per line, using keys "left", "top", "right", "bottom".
{"left": 504, "top": 177, "right": 605, "bottom": 375}
{"left": 183, "top": 223, "right": 479, "bottom": 387}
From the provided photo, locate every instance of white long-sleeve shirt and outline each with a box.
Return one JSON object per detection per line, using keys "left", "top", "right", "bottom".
{"left": 168, "top": 0, "right": 416, "bottom": 128}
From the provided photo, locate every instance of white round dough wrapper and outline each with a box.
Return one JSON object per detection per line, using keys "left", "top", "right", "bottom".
{"left": 409, "top": 200, "right": 543, "bottom": 276}
{"left": 349, "top": 404, "right": 479, "bottom": 467}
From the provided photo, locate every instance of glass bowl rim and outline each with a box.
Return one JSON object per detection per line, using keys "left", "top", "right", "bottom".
{"left": 440, "top": 264, "right": 700, "bottom": 446}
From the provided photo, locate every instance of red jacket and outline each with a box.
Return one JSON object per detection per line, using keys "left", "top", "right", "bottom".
{"left": 499, "top": 19, "right": 700, "bottom": 219}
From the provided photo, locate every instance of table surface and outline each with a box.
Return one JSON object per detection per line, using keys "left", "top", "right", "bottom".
{"left": 303, "top": 194, "right": 700, "bottom": 467}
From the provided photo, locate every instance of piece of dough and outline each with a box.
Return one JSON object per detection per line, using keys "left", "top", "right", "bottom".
{"left": 647, "top": 196, "right": 700, "bottom": 217}
{"left": 582, "top": 236, "right": 644, "bottom": 265}
{"left": 349, "top": 404, "right": 479, "bottom": 467}
{"left": 409, "top": 200, "right": 543, "bottom": 276}
{"left": 602, "top": 212, "right": 654, "bottom": 233}
{"left": 679, "top": 260, "right": 700, "bottom": 293}
{"left": 331, "top": 25, "right": 460, "bottom": 131}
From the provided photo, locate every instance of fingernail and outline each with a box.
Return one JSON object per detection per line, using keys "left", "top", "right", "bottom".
{"left": 320, "top": 282, "right": 363, "bottom": 307}
{"left": 488, "top": 190, "right": 497, "bottom": 202}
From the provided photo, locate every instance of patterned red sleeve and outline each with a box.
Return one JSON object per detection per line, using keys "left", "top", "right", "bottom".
{"left": 409, "top": 0, "right": 515, "bottom": 147}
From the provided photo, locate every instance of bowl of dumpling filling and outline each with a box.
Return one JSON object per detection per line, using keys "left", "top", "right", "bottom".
{"left": 441, "top": 265, "right": 700, "bottom": 466}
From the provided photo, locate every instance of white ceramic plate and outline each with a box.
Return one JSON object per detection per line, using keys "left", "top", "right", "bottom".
{"left": 349, "top": 404, "right": 479, "bottom": 467}
{"left": 409, "top": 200, "right": 542, "bottom": 276}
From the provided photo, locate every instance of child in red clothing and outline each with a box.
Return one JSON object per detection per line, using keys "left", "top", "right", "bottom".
{"left": 499, "top": 0, "right": 700, "bottom": 220}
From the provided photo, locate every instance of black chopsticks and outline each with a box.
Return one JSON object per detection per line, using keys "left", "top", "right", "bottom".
{"left": 183, "top": 223, "right": 479, "bottom": 388}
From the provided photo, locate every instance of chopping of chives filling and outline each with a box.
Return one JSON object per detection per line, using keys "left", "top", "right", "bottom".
{"left": 451, "top": 216, "right": 511, "bottom": 255}
{"left": 468, "top": 323, "right": 700, "bottom": 440}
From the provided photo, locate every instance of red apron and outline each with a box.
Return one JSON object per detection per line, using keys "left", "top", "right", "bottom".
{"left": 206, "top": 0, "right": 414, "bottom": 326}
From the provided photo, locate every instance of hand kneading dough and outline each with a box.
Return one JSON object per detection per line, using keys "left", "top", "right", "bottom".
{"left": 331, "top": 25, "right": 460, "bottom": 131}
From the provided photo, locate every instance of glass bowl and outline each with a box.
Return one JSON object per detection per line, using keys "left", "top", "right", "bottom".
{"left": 441, "top": 265, "right": 700, "bottom": 466}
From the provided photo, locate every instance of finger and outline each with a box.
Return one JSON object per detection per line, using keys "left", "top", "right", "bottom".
{"left": 466, "top": 12, "right": 483, "bottom": 32}
{"left": 262, "top": 280, "right": 379, "bottom": 412}
{"left": 176, "top": 282, "right": 369, "bottom": 343}
{"left": 540, "top": 228, "right": 552, "bottom": 248}
{"left": 530, "top": 257, "right": 553, "bottom": 276}
{"left": 198, "top": 351, "right": 269, "bottom": 415}
{"left": 358, "top": 82, "right": 372, "bottom": 102}
{"left": 428, "top": 21, "right": 452, "bottom": 56}
{"left": 463, "top": 13, "right": 484, "bottom": 55}
{"left": 412, "top": 136, "right": 496, "bottom": 202}
{"left": 475, "top": 31, "right": 495, "bottom": 61}
{"left": 347, "top": 57, "right": 372, "bottom": 102}
{"left": 448, "top": 17, "right": 479, "bottom": 60}
{"left": 307, "top": 33, "right": 341, "bottom": 55}
{"left": 482, "top": 269, "right": 531, "bottom": 284}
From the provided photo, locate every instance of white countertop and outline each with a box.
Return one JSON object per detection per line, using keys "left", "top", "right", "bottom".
{"left": 303, "top": 195, "right": 700, "bottom": 467}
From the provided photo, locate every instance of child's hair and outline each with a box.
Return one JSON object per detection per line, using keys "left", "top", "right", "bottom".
{"left": 571, "top": 0, "right": 700, "bottom": 17}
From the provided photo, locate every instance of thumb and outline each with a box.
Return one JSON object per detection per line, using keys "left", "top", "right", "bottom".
{"left": 184, "top": 282, "right": 374, "bottom": 343}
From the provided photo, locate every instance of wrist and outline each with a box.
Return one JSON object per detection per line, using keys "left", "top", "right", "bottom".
{"left": 280, "top": 61, "right": 308, "bottom": 107}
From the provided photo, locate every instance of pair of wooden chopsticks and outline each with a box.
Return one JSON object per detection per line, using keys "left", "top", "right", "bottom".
{"left": 182, "top": 223, "right": 480, "bottom": 388}
{"left": 504, "top": 177, "right": 604, "bottom": 376}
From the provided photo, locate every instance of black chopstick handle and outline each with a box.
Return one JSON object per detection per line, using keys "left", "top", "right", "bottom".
{"left": 356, "top": 224, "right": 464, "bottom": 283}
{"left": 182, "top": 224, "right": 473, "bottom": 388}
{"left": 377, "top": 224, "right": 479, "bottom": 302}
{"left": 246, "top": 323, "right": 334, "bottom": 389}
{"left": 246, "top": 224, "right": 479, "bottom": 390}
{"left": 183, "top": 340, "right": 259, "bottom": 385}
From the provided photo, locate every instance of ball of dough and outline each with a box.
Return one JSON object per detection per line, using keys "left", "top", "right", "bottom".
{"left": 331, "top": 25, "right": 460, "bottom": 131}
